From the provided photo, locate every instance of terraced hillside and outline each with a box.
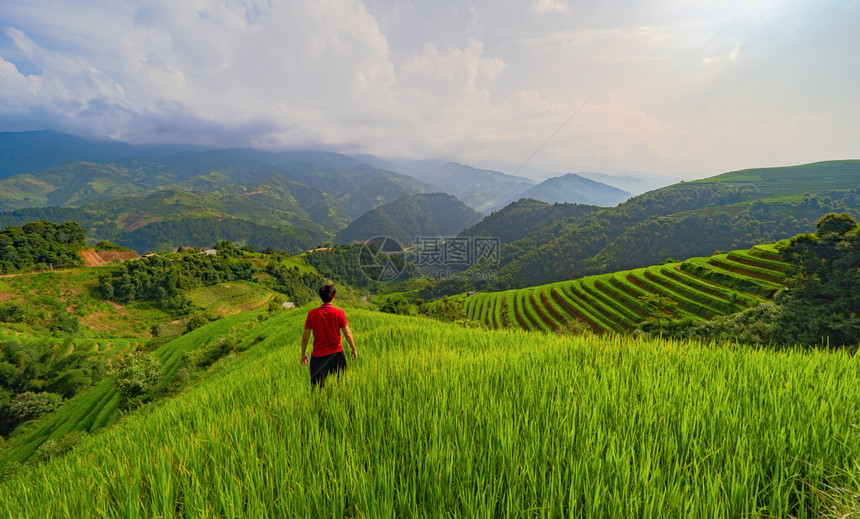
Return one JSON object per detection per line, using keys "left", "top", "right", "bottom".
{"left": 464, "top": 244, "right": 789, "bottom": 333}
{"left": 0, "top": 332, "right": 146, "bottom": 358}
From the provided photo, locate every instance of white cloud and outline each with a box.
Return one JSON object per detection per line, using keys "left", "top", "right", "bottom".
{"left": 703, "top": 41, "right": 741, "bottom": 65}
{"left": 533, "top": 0, "right": 569, "bottom": 14}
{"left": 728, "top": 42, "right": 740, "bottom": 62}
{"left": 0, "top": 0, "right": 399, "bottom": 147}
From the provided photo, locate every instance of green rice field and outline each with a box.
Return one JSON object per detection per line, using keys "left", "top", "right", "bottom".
{"left": 464, "top": 244, "right": 789, "bottom": 333}
{"left": 1, "top": 308, "right": 859, "bottom": 517}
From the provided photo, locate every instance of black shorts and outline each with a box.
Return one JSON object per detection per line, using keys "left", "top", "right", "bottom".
{"left": 309, "top": 351, "right": 347, "bottom": 388}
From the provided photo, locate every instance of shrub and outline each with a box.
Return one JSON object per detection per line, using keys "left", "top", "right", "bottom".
{"left": 184, "top": 336, "right": 235, "bottom": 371}
{"left": 0, "top": 362, "right": 17, "bottom": 387}
{"left": 110, "top": 352, "right": 164, "bottom": 409}
{"left": 7, "top": 392, "right": 63, "bottom": 423}
{"left": 267, "top": 300, "right": 284, "bottom": 314}
{"left": 32, "top": 431, "right": 88, "bottom": 463}
{"left": 185, "top": 313, "right": 211, "bottom": 333}
{"left": 453, "top": 319, "right": 484, "bottom": 329}
{"left": 0, "top": 304, "right": 31, "bottom": 324}
{"left": 427, "top": 297, "right": 465, "bottom": 322}
{"left": 555, "top": 318, "right": 590, "bottom": 337}
{"left": 379, "top": 294, "right": 412, "bottom": 315}
{"left": 50, "top": 314, "right": 80, "bottom": 335}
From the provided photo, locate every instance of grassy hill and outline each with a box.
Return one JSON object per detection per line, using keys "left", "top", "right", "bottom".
{"left": 693, "top": 159, "right": 860, "bottom": 197}
{"left": 2, "top": 308, "right": 859, "bottom": 517}
{"left": 463, "top": 243, "right": 788, "bottom": 333}
{"left": 0, "top": 248, "right": 354, "bottom": 463}
{"left": 0, "top": 268, "right": 168, "bottom": 338}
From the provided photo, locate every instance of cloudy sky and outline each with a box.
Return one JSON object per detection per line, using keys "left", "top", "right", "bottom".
{"left": 1, "top": 0, "right": 858, "bottom": 179}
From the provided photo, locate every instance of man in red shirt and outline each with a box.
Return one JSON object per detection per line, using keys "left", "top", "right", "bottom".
{"left": 301, "top": 284, "right": 358, "bottom": 388}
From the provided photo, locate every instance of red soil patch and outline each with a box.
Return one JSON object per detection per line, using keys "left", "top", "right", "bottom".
{"left": 79, "top": 249, "right": 140, "bottom": 267}
{"left": 79, "top": 315, "right": 113, "bottom": 332}
{"left": 120, "top": 211, "right": 152, "bottom": 232}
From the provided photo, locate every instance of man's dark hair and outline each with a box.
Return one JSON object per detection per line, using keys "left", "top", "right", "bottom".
{"left": 319, "top": 284, "right": 336, "bottom": 303}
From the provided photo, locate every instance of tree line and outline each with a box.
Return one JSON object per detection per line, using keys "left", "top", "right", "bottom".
{"left": 0, "top": 220, "right": 86, "bottom": 274}
{"left": 641, "top": 211, "right": 860, "bottom": 349}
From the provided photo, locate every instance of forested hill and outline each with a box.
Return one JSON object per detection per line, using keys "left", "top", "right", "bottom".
{"left": 336, "top": 193, "right": 483, "bottom": 246}
{"left": 0, "top": 188, "right": 338, "bottom": 254}
{"left": 492, "top": 160, "right": 860, "bottom": 289}
{"left": 459, "top": 199, "right": 602, "bottom": 265}
{"left": 501, "top": 173, "right": 631, "bottom": 208}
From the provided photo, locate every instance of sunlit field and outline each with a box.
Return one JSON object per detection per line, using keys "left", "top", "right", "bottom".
{"left": 2, "top": 309, "right": 858, "bottom": 517}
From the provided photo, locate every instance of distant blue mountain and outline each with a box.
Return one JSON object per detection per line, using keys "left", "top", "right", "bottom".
{"left": 502, "top": 173, "right": 632, "bottom": 209}
{"left": 0, "top": 130, "right": 204, "bottom": 180}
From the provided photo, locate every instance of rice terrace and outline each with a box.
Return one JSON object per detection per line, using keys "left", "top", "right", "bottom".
{"left": 463, "top": 244, "right": 788, "bottom": 333}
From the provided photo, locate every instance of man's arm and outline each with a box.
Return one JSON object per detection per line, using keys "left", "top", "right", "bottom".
{"left": 342, "top": 325, "right": 358, "bottom": 360}
{"left": 300, "top": 328, "right": 311, "bottom": 366}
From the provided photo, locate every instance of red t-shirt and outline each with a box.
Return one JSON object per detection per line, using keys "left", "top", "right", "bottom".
{"left": 304, "top": 303, "right": 348, "bottom": 357}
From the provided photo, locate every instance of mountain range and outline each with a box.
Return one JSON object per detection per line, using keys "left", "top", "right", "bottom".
{"left": 3, "top": 131, "right": 857, "bottom": 283}
{"left": 0, "top": 130, "right": 636, "bottom": 252}
{"left": 371, "top": 161, "right": 632, "bottom": 212}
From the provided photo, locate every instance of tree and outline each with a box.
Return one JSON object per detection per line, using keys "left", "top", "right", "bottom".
{"left": 110, "top": 352, "right": 164, "bottom": 408}
{"left": 185, "top": 313, "right": 210, "bottom": 333}
{"left": 776, "top": 212, "right": 860, "bottom": 348}
{"left": 57, "top": 221, "right": 86, "bottom": 245}
{"left": 7, "top": 391, "right": 62, "bottom": 423}
{"left": 380, "top": 294, "right": 411, "bottom": 315}
{"left": 51, "top": 314, "right": 80, "bottom": 335}
{"left": 815, "top": 212, "right": 857, "bottom": 237}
